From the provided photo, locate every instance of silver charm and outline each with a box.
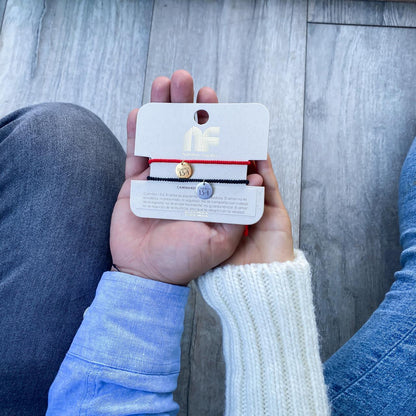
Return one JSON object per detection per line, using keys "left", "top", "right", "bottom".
{"left": 196, "top": 181, "right": 213, "bottom": 199}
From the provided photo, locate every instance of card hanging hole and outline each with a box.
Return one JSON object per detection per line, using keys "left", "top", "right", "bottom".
{"left": 194, "top": 109, "right": 209, "bottom": 125}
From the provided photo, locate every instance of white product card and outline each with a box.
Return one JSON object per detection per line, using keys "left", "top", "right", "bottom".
{"left": 130, "top": 103, "right": 269, "bottom": 225}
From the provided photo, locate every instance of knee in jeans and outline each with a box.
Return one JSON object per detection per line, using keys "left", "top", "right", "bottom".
{"left": 2, "top": 102, "right": 125, "bottom": 179}
{"left": 17, "top": 103, "right": 114, "bottom": 155}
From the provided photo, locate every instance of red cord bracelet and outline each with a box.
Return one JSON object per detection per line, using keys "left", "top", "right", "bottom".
{"left": 148, "top": 159, "right": 250, "bottom": 165}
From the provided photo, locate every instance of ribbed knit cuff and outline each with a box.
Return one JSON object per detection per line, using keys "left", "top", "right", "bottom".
{"left": 196, "top": 250, "right": 330, "bottom": 416}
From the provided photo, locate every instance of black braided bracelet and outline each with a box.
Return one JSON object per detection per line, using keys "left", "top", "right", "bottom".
{"left": 147, "top": 176, "right": 249, "bottom": 185}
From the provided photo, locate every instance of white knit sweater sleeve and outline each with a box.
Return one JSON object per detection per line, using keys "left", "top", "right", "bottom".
{"left": 196, "top": 249, "right": 330, "bottom": 416}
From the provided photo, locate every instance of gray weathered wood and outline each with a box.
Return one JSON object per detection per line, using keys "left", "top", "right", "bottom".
{"left": 302, "top": 23, "right": 416, "bottom": 361}
{"left": 309, "top": 0, "right": 416, "bottom": 27}
{"left": 175, "top": 282, "right": 226, "bottom": 416}
{"left": 185, "top": 282, "right": 226, "bottom": 415}
{"left": 0, "top": 0, "right": 153, "bottom": 148}
{"left": 0, "top": 0, "right": 7, "bottom": 33}
{"left": 143, "top": 1, "right": 309, "bottom": 414}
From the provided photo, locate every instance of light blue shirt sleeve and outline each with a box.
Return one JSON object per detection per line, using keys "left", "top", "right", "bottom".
{"left": 47, "top": 271, "right": 190, "bottom": 416}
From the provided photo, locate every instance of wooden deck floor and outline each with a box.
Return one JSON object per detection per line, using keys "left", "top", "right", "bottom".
{"left": 1, "top": 1, "right": 416, "bottom": 414}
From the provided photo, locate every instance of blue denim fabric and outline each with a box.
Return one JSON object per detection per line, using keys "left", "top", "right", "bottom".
{"left": 0, "top": 104, "right": 125, "bottom": 415}
{"left": 323, "top": 138, "right": 416, "bottom": 415}
{"left": 47, "top": 271, "right": 189, "bottom": 415}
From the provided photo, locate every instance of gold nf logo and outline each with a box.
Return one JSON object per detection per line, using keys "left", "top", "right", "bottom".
{"left": 183, "top": 127, "right": 220, "bottom": 152}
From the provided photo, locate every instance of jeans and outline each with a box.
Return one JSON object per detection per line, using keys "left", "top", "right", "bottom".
{"left": 0, "top": 103, "right": 415, "bottom": 415}
{"left": 323, "top": 138, "right": 416, "bottom": 415}
{"left": 0, "top": 104, "right": 125, "bottom": 415}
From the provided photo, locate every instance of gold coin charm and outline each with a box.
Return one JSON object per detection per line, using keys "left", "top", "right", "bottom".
{"left": 175, "top": 161, "right": 192, "bottom": 179}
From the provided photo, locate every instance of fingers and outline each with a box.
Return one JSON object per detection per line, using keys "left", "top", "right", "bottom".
{"left": 126, "top": 76, "right": 172, "bottom": 179}
{"left": 118, "top": 167, "right": 150, "bottom": 199}
{"left": 125, "top": 71, "right": 218, "bottom": 181}
{"left": 171, "top": 70, "right": 194, "bottom": 103}
{"left": 151, "top": 76, "right": 171, "bottom": 102}
{"left": 196, "top": 87, "right": 218, "bottom": 123}
{"left": 197, "top": 87, "right": 218, "bottom": 103}
{"left": 256, "top": 155, "right": 286, "bottom": 209}
{"left": 125, "top": 108, "right": 144, "bottom": 179}
{"left": 247, "top": 173, "right": 263, "bottom": 187}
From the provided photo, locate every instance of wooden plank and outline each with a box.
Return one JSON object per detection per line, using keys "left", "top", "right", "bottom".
{"left": 143, "top": 1, "right": 308, "bottom": 414}
{"left": 0, "top": 0, "right": 154, "bottom": 148}
{"left": 301, "top": 23, "right": 416, "bottom": 361}
{"left": 174, "top": 282, "right": 226, "bottom": 416}
{"left": 0, "top": 0, "right": 7, "bottom": 33}
{"left": 308, "top": 0, "right": 416, "bottom": 27}
{"left": 183, "top": 283, "right": 226, "bottom": 416}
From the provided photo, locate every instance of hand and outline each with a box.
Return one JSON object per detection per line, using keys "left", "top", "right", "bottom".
{"left": 110, "top": 70, "right": 262, "bottom": 285}
{"left": 224, "top": 156, "right": 294, "bottom": 265}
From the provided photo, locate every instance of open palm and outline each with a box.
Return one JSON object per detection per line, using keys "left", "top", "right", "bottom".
{"left": 110, "top": 71, "right": 250, "bottom": 285}
{"left": 110, "top": 70, "right": 294, "bottom": 286}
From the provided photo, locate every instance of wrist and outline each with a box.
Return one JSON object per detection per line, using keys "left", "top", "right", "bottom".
{"left": 111, "top": 263, "right": 190, "bottom": 287}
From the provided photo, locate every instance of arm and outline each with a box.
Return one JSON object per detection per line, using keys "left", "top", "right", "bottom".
{"left": 47, "top": 272, "right": 189, "bottom": 415}
{"left": 197, "top": 251, "right": 330, "bottom": 415}
{"left": 196, "top": 154, "right": 330, "bottom": 414}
